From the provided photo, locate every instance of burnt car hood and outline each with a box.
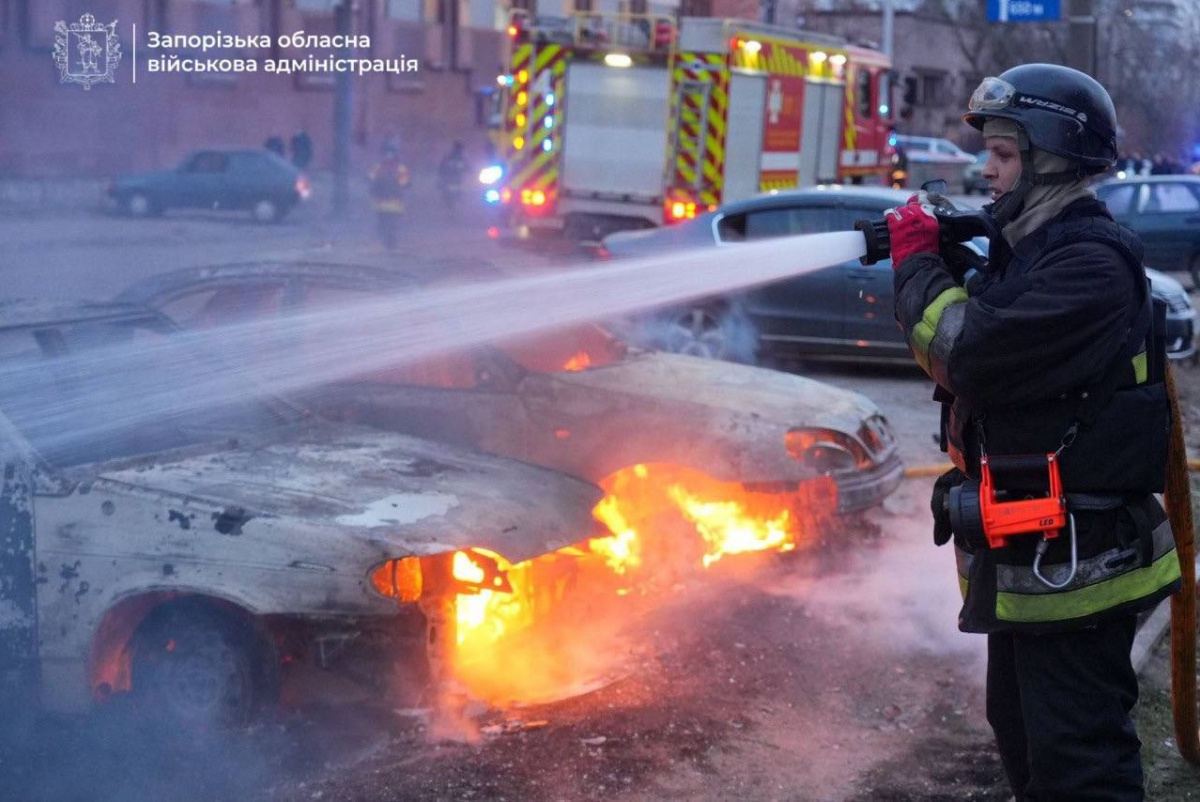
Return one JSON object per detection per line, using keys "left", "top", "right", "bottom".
{"left": 540, "top": 352, "right": 879, "bottom": 432}
{"left": 93, "top": 424, "right": 603, "bottom": 564}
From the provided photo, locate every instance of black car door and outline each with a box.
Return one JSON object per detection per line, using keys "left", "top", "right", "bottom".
{"left": 840, "top": 204, "right": 909, "bottom": 358}
{"left": 732, "top": 204, "right": 848, "bottom": 355}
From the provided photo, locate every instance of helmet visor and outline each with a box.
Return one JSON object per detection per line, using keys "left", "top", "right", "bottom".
{"left": 968, "top": 77, "right": 1016, "bottom": 113}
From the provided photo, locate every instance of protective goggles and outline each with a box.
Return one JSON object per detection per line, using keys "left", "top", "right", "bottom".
{"left": 968, "top": 77, "right": 1016, "bottom": 112}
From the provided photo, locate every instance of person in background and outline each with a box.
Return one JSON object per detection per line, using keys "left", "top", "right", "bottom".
{"left": 290, "top": 129, "right": 313, "bottom": 171}
{"left": 437, "top": 141, "right": 468, "bottom": 210}
{"left": 368, "top": 143, "right": 409, "bottom": 251}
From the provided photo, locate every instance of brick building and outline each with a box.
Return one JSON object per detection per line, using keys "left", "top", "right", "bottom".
{"left": 0, "top": 0, "right": 518, "bottom": 178}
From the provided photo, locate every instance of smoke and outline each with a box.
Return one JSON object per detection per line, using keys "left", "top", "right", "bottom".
{"left": 609, "top": 301, "right": 762, "bottom": 364}
{"left": 763, "top": 480, "right": 986, "bottom": 673}
{"left": 0, "top": 701, "right": 398, "bottom": 802}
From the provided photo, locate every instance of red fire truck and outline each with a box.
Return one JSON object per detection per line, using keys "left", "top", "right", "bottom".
{"left": 491, "top": 13, "right": 894, "bottom": 241}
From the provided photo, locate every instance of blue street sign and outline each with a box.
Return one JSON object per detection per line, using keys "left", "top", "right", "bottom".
{"left": 987, "top": 0, "right": 1062, "bottom": 22}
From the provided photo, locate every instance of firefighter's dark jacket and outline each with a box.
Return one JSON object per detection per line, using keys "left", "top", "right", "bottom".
{"left": 894, "top": 198, "right": 1182, "bottom": 633}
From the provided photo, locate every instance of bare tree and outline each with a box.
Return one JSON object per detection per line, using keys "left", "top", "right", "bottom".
{"left": 924, "top": 0, "right": 1198, "bottom": 159}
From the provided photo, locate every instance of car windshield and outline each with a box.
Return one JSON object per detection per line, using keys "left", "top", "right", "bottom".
{"left": 498, "top": 324, "right": 630, "bottom": 373}
{"left": 0, "top": 315, "right": 298, "bottom": 467}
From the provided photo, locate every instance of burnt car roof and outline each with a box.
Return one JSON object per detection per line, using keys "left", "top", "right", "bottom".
{"left": 115, "top": 259, "right": 501, "bottom": 307}
{"left": 0, "top": 299, "right": 159, "bottom": 331}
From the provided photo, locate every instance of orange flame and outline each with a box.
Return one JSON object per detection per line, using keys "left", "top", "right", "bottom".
{"left": 590, "top": 496, "right": 642, "bottom": 575}
{"left": 669, "top": 486, "right": 795, "bottom": 568}
{"left": 446, "top": 464, "right": 836, "bottom": 707}
{"left": 561, "top": 350, "right": 592, "bottom": 371}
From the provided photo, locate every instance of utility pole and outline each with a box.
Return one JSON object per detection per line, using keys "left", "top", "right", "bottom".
{"left": 331, "top": 0, "right": 354, "bottom": 219}
{"left": 881, "top": 0, "right": 894, "bottom": 120}
{"left": 1066, "top": 0, "right": 1098, "bottom": 77}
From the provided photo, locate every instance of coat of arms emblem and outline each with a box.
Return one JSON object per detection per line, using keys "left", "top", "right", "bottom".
{"left": 54, "top": 14, "right": 122, "bottom": 90}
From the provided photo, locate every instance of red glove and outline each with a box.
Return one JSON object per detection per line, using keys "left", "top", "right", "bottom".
{"left": 885, "top": 194, "right": 940, "bottom": 269}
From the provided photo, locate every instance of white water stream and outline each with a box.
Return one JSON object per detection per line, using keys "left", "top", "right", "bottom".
{"left": 1, "top": 231, "right": 869, "bottom": 461}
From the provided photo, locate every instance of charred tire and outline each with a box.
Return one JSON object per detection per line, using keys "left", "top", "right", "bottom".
{"left": 125, "top": 193, "right": 159, "bottom": 218}
{"left": 1189, "top": 254, "right": 1200, "bottom": 293}
{"left": 131, "top": 602, "right": 259, "bottom": 729}
{"left": 664, "top": 306, "right": 730, "bottom": 360}
{"left": 252, "top": 198, "right": 283, "bottom": 224}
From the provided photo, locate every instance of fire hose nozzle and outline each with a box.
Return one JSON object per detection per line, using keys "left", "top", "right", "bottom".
{"left": 855, "top": 218, "right": 892, "bottom": 266}
{"left": 854, "top": 186, "right": 1000, "bottom": 268}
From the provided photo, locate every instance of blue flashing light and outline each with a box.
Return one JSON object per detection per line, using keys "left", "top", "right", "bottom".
{"left": 543, "top": 116, "right": 553, "bottom": 129}
{"left": 542, "top": 139, "right": 553, "bottom": 153}
{"left": 888, "top": 133, "right": 898, "bottom": 147}
{"left": 484, "top": 189, "right": 501, "bottom": 204}
{"left": 879, "top": 103, "right": 889, "bottom": 115}
{"left": 546, "top": 92, "right": 555, "bottom": 106}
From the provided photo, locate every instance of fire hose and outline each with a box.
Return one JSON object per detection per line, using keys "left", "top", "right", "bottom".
{"left": 1164, "top": 364, "right": 1199, "bottom": 764}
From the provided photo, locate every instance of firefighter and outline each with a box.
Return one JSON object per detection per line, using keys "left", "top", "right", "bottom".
{"left": 369, "top": 142, "right": 410, "bottom": 250}
{"left": 885, "top": 64, "right": 1182, "bottom": 799}
{"left": 437, "top": 140, "right": 468, "bottom": 211}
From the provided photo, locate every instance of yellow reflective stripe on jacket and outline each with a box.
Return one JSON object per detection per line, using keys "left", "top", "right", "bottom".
{"left": 1132, "top": 350, "right": 1147, "bottom": 384}
{"left": 910, "top": 287, "right": 968, "bottom": 369}
{"left": 994, "top": 549, "right": 1180, "bottom": 624}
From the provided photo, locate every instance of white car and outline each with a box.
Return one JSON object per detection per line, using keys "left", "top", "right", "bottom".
{"left": 894, "top": 135, "right": 976, "bottom": 165}
{"left": 0, "top": 300, "right": 604, "bottom": 726}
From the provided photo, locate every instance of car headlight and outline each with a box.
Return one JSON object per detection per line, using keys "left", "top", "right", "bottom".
{"left": 369, "top": 557, "right": 423, "bottom": 602}
{"left": 785, "top": 428, "right": 870, "bottom": 473}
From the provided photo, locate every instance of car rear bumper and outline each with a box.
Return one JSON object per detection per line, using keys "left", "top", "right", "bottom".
{"left": 833, "top": 451, "right": 905, "bottom": 514}
{"left": 1166, "top": 309, "right": 1196, "bottom": 360}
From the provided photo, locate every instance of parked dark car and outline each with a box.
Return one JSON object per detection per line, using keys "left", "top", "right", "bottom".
{"left": 601, "top": 185, "right": 1196, "bottom": 363}
{"left": 108, "top": 149, "right": 310, "bottom": 223}
{"left": 1095, "top": 175, "right": 1200, "bottom": 289}
{"left": 601, "top": 186, "right": 967, "bottom": 364}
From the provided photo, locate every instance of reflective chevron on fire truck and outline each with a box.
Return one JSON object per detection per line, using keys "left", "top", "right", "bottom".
{"left": 492, "top": 13, "right": 892, "bottom": 240}
{"left": 663, "top": 20, "right": 894, "bottom": 223}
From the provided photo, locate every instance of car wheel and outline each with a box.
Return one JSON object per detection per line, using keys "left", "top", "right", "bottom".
{"left": 252, "top": 198, "right": 281, "bottom": 223}
{"left": 125, "top": 193, "right": 158, "bottom": 218}
{"left": 131, "top": 603, "right": 258, "bottom": 728}
{"left": 1190, "top": 254, "right": 1200, "bottom": 293}
{"left": 664, "top": 307, "right": 731, "bottom": 360}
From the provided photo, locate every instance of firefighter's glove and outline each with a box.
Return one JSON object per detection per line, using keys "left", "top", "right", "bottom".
{"left": 885, "top": 195, "right": 940, "bottom": 269}
{"left": 930, "top": 467, "right": 966, "bottom": 547}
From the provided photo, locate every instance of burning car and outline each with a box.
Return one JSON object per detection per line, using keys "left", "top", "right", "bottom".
{"left": 118, "top": 262, "right": 903, "bottom": 516}
{"left": 0, "top": 300, "right": 606, "bottom": 725}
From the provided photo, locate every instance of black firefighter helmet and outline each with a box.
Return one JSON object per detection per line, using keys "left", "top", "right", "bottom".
{"left": 964, "top": 64, "right": 1117, "bottom": 175}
